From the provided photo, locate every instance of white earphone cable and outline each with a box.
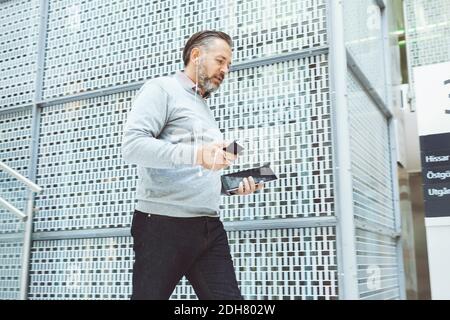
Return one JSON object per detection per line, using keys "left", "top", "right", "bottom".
{"left": 195, "top": 59, "right": 203, "bottom": 177}
{"left": 194, "top": 57, "right": 224, "bottom": 177}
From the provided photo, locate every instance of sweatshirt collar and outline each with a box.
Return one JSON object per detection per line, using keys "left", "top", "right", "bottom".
{"left": 175, "top": 70, "right": 211, "bottom": 99}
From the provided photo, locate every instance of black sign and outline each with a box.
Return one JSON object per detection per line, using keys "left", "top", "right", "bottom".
{"left": 425, "top": 199, "right": 450, "bottom": 218}
{"left": 422, "top": 165, "right": 450, "bottom": 185}
{"left": 420, "top": 132, "right": 450, "bottom": 152}
{"left": 421, "top": 149, "right": 450, "bottom": 169}
{"left": 420, "top": 132, "right": 450, "bottom": 217}
{"left": 423, "top": 181, "right": 450, "bottom": 202}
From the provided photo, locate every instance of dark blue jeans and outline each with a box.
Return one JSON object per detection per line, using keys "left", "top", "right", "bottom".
{"left": 130, "top": 209, "right": 243, "bottom": 300}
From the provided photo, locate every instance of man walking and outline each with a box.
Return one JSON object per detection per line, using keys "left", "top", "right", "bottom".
{"left": 122, "top": 30, "right": 264, "bottom": 300}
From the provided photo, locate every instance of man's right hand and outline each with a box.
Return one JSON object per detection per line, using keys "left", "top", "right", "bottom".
{"left": 195, "top": 141, "right": 238, "bottom": 171}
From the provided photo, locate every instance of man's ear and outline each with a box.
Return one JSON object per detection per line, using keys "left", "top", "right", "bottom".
{"left": 191, "top": 48, "right": 201, "bottom": 65}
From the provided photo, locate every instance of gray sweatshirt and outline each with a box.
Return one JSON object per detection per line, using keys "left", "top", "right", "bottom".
{"left": 122, "top": 71, "right": 228, "bottom": 218}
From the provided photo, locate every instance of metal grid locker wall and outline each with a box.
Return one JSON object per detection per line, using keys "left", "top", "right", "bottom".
{"left": 404, "top": 0, "right": 450, "bottom": 106}
{"left": 404, "top": 0, "right": 450, "bottom": 69}
{"left": 0, "top": 0, "right": 404, "bottom": 299}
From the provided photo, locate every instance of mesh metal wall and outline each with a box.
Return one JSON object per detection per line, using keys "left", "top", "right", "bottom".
{"left": 347, "top": 70, "right": 400, "bottom": 299}
{"left": 0, "top": 108, "right": 32, "bottom": 300}
{"left": 28, "top": 237, "right": 131, "bottom": 299}
{"left": 227, "top": 227, "right": 337, "bottom": 300}
{"left": 174, "top": 227, "right": 338, "bottom": 300}
{"left": 215, "top": 55, "right": 333, "bottom": 221}
{"left": 34, "top": 92, "right": 137, "bottom": 232}
{"left": 404, "top": 0, "right": 450, "bottom": 68}
{"left": 0, "top": 0, "right": 40, "bottom": 110}
{"left": 32, "top": 54, "right": 333, "bottom": 232}
{"left": 19, "top": 0, "right": 336, "bottom": 300}
{"left": 0, "top": 110, "right": 32, "bottom": 234}
{"left": 404, "top": 0, "right": 450, "bottom": 109}
{"left": 42, "top": 0, "right": 327, "bottom": 99}
{"left": 0, "top": 241, "right": 23, "bottom": 300}
{"left": 344, "top": 0, "right": 386, "bottom": 103}
{"left": 27, "top": 227, "right": 337, "bottom": 300}
{"left": 347, "top": 71, "right": 395, "bottom": 230}
{"left": 343, "top": 1, "right": 402, "bottom": 299}
{"left": 355, "top": 228, "right": 400, "bottom": 300}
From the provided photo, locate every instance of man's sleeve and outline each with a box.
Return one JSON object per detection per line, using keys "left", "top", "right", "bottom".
{"left": 121, "top": 82, "right": 197, "bottom": 168}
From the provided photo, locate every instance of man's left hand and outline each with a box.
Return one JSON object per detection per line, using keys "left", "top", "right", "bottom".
{"left": 234, "top": 176, "right": 264, "bottom": 195}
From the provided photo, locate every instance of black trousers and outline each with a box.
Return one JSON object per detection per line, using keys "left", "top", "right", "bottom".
{"left": 130, "top": 209, "right": 243, "bottom": 300}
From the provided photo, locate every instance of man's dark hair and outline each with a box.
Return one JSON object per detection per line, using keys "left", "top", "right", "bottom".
{"left": 182, "top": 30, "right": 232, "bottom": 67}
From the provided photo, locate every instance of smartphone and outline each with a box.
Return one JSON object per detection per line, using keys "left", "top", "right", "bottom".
{"left": 223, "top": 140, "right": 245, "bottom": 155}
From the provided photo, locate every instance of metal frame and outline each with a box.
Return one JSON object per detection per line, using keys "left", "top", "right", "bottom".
{"left": 0, "top": 233, "right": 24, "bottom": 242}
{"left": 0, "top": 45, "right": 330, "bottom": 114}
{"left": 0, "top": 162, "right": 42, "bottom": 194}
{"left": 0, "top": 103, "right": 34, "bottom": 116}
{"left": 346, "top": 51, "right": 392, "bottom": 118}
{"left": 0, "top": 197, "right": 27, "bottom": 220}
{"left": 17, "top": 0, "right": 49, "bottom": 301}
{"left": 30, "top": 217, "right": 338, "bottom": 241}
{"left": 0, "top": 160, "right": 43, "bottom": 221}
{"left": 354, "top": 219, "right": 400, "bottom": 239}
{"left": 327, "top": 0, "right": 359, "bottom": 300}
{"left": 402, "top": 0, "right": 416, "bottom": 112}
{"left": 327, "top": 0, "right": 406, "bottom": 300}
{"left": 380, "top": 3, "right": 407, "bottom": 300}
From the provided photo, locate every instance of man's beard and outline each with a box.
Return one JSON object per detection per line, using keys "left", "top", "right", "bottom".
{"left": 197, "top": 65, "right": 220, "bottom": 96}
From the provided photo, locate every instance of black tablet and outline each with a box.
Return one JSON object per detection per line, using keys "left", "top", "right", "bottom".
{"left": 221, "top": 163, "right": 278, "bottom": 193}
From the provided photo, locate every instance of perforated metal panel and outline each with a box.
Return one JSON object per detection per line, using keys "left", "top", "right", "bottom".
{"left": 343, "top": 0, "right": 386, "bottom": 102}
{"left": 404, "top": 0, "right": 450, "bottom": 107}
{"left": 356, "top": 228, "right": 400, "bottom": 300}
{"left": 347, "top": 71, "right": 395, "bottom": 230}
{"left": 28, "top": 237, "right": 132, "bottom": 299}
{"left": 228, "top": 227, "right": 338, "bottom": 300}
{"left": 28, "top": 227, "right": 337, "bottom": 300}
{"left": 42, "top": 0, "right": 327, "bottom": 99}
{"left": 0, "top": 241, "right": 23, "bottom": 300}
{"left": 0, "top": 0, "right": 40, "bottom": 110}
{"left": 404, "top": 0, "right": 450, "bottom": 68}
{"left": 34, "top": 92, "right": 137, "bottom": 232}
{"left": 172, "top": 227, "right": 338, "bottom": 300}
{"left": 34, "top": 54, "right": 333, "bottom": 229}
{"left": 216, "top": 55, "right": 334, "bottom": 221}
{"left": 347, "top": 69, "right": 401, "bottom": 300}
{"left": 0, "top": 110, "right": 32, "bottom": 234}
